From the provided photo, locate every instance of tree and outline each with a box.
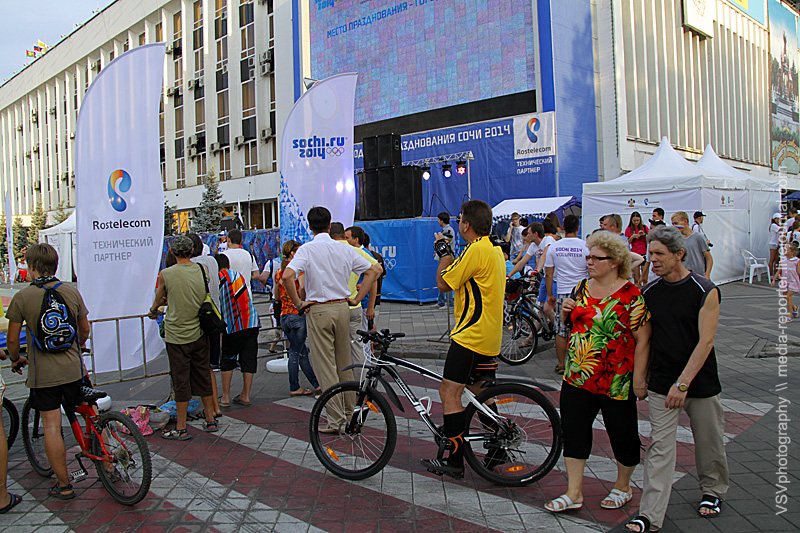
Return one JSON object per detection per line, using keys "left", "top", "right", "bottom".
{"left": 29, "top": 200, "right": 47, "bottom": 244}
{"left": 193, "top": 167, "right": 224, "bottom": 233}
{"left": 53, "top": 201, "right": 71, "bottom": 225}
{"left": 164, "top": 199, "right": 176, "bottom": 236}
{"left": 12, "top": 216, "right": 27, "bottom": 261}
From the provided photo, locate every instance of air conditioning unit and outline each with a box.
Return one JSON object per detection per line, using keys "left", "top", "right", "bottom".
{"left": 49, "top": 106, "right": 56, "bottom": 115}
{"left": 234, "top": 135, "right": 245, "bottom": 148}
{"left": 188, "top": 146, "right": 198, "bottom": 159}
{"left": 91, "top": 61, "right": 100, "bottom": 71}
{"left": 260, "top": 128, "right": 274, "bottom": 141}
{"left": 24, "top": 150, "right": 31, "bottom": 158}
{"left": 188, "top": 78, "right": 203, "bottom": 90}
{"left": 69, "top": 132, "right": 75, "bottom": 139}
{"left": 261, "top": 50, "right": 273, "bottom": 65}
{"left": 33, "top": 181, "right": 41, "bottom": 191}
{"left": 62, "top": 172, "right": 69, "bottom": 180}
{"left": 260, "top": 62, "right": 272, "bottom": 77}
{"left": 221, "top": 11, "right": 227, "bottom": 20}
{"left": 210, "top": 142, "right": 221, "bottom": 153}
{"left": 16, "top": 125, "right": 22, "bottom": 132}
{"left": 221, "top": 63, "right": 228, "bottom": 75}
{"left": 166, "top": 86, "right": 181, "bottom": 97}
{"left": 32, "top": 144, "right": 39, "bottom": 153}
{"left": 187, "top": 135, "right": 197, "bottom": 148}
{"left": 165, "top": 44, "right": 175, "bottom": 55}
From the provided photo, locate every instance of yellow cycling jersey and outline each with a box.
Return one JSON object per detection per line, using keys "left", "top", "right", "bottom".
{"left": 441, "top": 235, "right": 505, "bottom": 356}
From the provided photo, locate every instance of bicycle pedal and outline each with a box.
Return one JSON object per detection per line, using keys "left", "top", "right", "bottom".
{"left": 69, "top": 468, "right": 88, "bottom": 483}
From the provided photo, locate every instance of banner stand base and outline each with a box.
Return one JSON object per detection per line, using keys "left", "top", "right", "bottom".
{"left": 266, "top": 357, "right": 289, "bottom": 373}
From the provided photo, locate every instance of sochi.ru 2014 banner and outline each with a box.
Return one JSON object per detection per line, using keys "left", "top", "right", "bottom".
{"left": 75, "top": 44, "right": 166, "bottom": 374}
{"left": 280, "top": 73, "right": 358, "bottom": 244}
{"left": 769, "top": 0, "right": 800, "bottom": 174}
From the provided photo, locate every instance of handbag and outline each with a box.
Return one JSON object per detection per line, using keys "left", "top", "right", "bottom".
{"left": 198, "top": 264, "right": 227, "bottom": 334}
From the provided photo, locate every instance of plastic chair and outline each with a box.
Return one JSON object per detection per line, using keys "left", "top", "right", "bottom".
{"left": 741, "top": 250, "right": 771, "bottom": 284}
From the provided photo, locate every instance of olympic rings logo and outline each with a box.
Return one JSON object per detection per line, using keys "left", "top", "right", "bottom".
{"left": 327, "top": 147, "right": 345, "bottom": 156}
{"left": 384, "top": 258, "right": 396, "bottom": 270}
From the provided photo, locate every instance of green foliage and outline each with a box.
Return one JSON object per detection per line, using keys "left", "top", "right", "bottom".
{"left": 193, "top": 167, "right": 224, "bottom": 233}
{"left": 12, "top": 216, "right": 27, "bottom": 261}
{"left": 29, "top": 200, "right": 48, "bottom": 244}
{"left": 164, "top": 200, "right": 176, "bottom": 236}
{"left": 53, "top": 201, "right": 71, "bottom": 225}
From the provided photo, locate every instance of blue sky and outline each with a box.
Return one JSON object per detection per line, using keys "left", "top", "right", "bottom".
{"left": 1, "top": 0, "right": 115, "bottom": 84}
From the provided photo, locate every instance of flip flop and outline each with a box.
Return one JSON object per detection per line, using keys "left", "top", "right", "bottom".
{"left": 233, "top": 395, "right": 252, "bottom": 406}
{"left": 290, "top": 388, "right": 313, "bottom": 396}
{"left": 0, "top": 493, "right": 22, "bottom": 514}
{"left": 218, "top": 396, "right": 231, "bottom": 408}
{"left": 162, "top": 428, "right": 192, "bottom": 441}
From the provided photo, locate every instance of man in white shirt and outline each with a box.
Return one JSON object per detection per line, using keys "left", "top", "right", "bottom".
{"left": 545, "top": 215, "right": 589, "bottom": 374}
{"left": 222, "top": 229, "right": 259, "bottom": 297}
{"left": 692, "top": 211, "right": 712, "bottom": 247}
{"left": 282, "top": 207, "right": 382, "bottom": 432}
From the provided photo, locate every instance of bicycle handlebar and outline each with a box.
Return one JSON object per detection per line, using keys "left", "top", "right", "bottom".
{"left": 356, "top": 329, "right": 405, "bottom": 345}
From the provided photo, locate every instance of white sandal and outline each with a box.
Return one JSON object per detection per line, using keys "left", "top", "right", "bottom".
{"left": 601, "top": 488, "right": 633, "bottom": 509}
{"left": 544, "top": 494, "right": 583, "bottom": 512}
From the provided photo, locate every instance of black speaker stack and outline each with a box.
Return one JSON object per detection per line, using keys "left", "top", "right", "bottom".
{"left": 357, "top": 133, "right": 423, "bottom": 220}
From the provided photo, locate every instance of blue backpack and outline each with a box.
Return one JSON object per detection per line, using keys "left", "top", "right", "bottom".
{"left": 32, "top": 279, "right": 78, "bottom": 353}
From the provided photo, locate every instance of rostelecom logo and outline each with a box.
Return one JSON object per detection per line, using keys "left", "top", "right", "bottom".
{"left": 108, "top": 169, "right": 131, "bottom": 212}
{"left": 526, "top": 118, "right": 540, "bottom": 143}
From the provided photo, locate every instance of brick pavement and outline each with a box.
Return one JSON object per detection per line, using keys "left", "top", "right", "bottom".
{"left": 0, "top": 280, "right": 797, "bottom": 532}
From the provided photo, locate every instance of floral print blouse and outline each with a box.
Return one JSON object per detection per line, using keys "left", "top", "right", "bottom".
{"left": 564, "top": 281, "right": 650, "bottom": 400}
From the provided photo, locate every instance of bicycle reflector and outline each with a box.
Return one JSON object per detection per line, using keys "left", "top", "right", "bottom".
{"left": 496, "top": 398, "right": 516, "bottom": 404}
{"left": 366, "top": 401, "right": 379, "bottom": 414}
{"left": 505, "top": 465, "right": 526, "bottom": 472}
{"left": 326, "top": 446, "right": 340, "bottom": 461}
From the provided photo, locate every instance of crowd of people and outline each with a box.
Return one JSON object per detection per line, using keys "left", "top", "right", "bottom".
{"left": 0, "top": 200, "right": 739, "bottom": 528}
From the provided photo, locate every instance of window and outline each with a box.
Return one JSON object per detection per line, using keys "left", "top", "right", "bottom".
{"left": 155, "top": 22, "right": 163, "bottom": 42}
{"left": 139, "top": 32, "right": 145, "bottom": 46}
{"left": 219, "top": 147, "right": 230, "bottom": 180}
{"left": 176, "top": 158, "right": 185, "bottom": 188}
{"left": 244, "top": 140, "right": 257, "bottom": 177}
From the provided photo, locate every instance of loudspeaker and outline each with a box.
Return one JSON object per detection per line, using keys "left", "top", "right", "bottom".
{"left": 220, "top": 215, "right": 242, "bottom": 231}
{"left": 357, "top": 170, "right": 379, "bottom": 220}
{"left": 394, "top": 166, "right": 423, "bottom": 218}
{"left": 362, "top": 136, "right": 379, "bottom": 170}
{"left": 377, "top": 133, "right": 402, "bottom": 168}
{"left": 378, "top": 167, "right": 395, "bottom": 219}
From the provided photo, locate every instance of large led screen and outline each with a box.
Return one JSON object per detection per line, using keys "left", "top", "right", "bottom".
{"left": 309, "top": 0, "right": 537, "bottom": 125}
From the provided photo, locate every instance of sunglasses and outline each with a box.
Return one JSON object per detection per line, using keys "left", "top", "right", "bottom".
{"left": 586, "top": 255, "right": 612, "bottom": 262}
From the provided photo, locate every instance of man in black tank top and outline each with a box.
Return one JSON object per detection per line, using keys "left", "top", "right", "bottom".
{"left": 625, "top": 226, "right": 729, "bottom": 533}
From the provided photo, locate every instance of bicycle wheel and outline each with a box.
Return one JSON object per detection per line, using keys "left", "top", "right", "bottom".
{"left": 463, "top": 383, "right": 562, "bottom": 486}
{"left": 2, "top": 398, "right": 19, "bottom": 450}
{"left": 22, "top": 398, "right": 53, "bottom": 477}
{"left": 92, "top": 411, "right": 152, "bottom": 505}
{"left": 499, "top": 312, "right": 537, "bottom": 365}
{"left": 309, "top": 381, "right": 396, "bottom": 480}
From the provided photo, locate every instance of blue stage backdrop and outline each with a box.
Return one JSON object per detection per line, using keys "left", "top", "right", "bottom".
{"left": 358, "top": 218, "right": 442, "bottom": 303}
{"left": 354, "top": 112, "right": 557, "bottom": 217}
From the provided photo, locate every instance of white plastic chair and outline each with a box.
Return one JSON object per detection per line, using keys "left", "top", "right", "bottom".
{"left": 741, "top": 250, "right": 771, "bottom": 284}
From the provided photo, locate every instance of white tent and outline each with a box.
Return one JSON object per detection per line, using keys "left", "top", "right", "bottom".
{"left": 38, "top": 212, "right": 76, "bottom": 281}
{"left": 582, "top": 138, "right": 780, "bottom": 284}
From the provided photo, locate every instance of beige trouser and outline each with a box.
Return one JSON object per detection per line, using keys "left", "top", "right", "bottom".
{"left": 306, "top": 302, "right": 354, "bottom": 427}
{"left": 348, "top": 307, "right": 365, "bottom": 378}
{"left": 639, "top": 392, "right": 730, "bottom": 528}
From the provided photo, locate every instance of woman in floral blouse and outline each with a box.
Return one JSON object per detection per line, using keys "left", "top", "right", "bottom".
{"left": 545, "top": 231, "right": 652, "bottom": 514}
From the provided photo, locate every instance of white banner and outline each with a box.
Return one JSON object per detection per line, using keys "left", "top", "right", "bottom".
{"left": 5, "top": 193, "right": 16, "bottom": 284}
{"left": 280, "top": 73, "right": 358, "bottom": 244}
{"left": 75, "top": 44, "right": 166, "bottom": 374}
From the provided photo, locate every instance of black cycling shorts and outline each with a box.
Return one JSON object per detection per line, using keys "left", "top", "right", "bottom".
{"left": 29, "top": 378, "right": 85, "bottom": 412}
{"left": 442, "top": 341, "right": 498, "bottom": 386}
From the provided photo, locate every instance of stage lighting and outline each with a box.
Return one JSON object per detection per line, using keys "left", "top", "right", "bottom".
{"left": 422, "top": 166, "right": 431, "bottom": 180}
{"left": 442, "top": 163, "right": 452, "bottom": 178}
{"left": 456, "top": 160, "right": 466, "bottom": 175}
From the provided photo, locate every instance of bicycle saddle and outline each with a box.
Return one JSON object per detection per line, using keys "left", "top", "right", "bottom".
{"left": 80, "top": 386, "right": 108, "bottom": 402}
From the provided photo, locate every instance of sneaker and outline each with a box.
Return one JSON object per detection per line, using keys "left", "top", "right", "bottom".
{"left": 420, "top": 458, "right": 464, "bottom": 480}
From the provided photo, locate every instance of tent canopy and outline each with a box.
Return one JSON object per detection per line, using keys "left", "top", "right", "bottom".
{"left": 38, "top": 212, "right": 76, "bottom": 282}
{"left": 39, "top": 212, "right": 76, "bottom": 236}
{"left": 581, "top": 138, "right": 780, "bottom": 284}
{"left": 492, "top": 196, "right": 580, "bottom": 220}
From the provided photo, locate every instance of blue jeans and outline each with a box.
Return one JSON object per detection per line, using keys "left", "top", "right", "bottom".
{"left": 437, "top": 290, "right": 454, "bottom": 307}
{"left": 280, "top": 313, "right": 320, "bottom": 392}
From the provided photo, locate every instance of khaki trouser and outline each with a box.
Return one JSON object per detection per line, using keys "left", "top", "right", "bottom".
{"left": 348, "top": 307, "right": 365, "bottom": 379}
{"left": 639, "top": 392, "right": 730, "bottom": 529}
{"left": 306, "top": 302, "right": 354, "bottom": 428}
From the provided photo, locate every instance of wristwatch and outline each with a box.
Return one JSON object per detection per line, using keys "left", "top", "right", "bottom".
{"left": 675, "top": 381, "right": 689, "bottom": 392}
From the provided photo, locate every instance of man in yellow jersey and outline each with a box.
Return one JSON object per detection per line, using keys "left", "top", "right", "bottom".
{"left": 421, "top": 200, "right": 506, "bottom": 479}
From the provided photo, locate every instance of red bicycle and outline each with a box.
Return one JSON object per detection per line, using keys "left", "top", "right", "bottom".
{"left": 22, "top": 386, "right": 152, "bottom": 505}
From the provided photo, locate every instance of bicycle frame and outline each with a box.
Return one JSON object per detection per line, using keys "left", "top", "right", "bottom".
{"left": 63, "top": 405, "right": 114, "bottom": 463}
{"left": 354, "top": 350, "right": 504, "bottom": 442}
